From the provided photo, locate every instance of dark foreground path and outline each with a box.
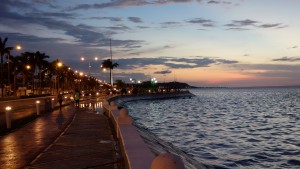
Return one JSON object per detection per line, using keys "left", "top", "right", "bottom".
{"left": 0, "top": 101, "right": 122, "bottom": 169}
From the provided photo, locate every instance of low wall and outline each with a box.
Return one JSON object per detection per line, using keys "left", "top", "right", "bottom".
{"left": 108, "top": 91, "right": 194, "bottom": 107}
{"left": 103, "top": 92, "right": 195, "bottom": 169}
{"left": 0, "top": 96, "right": 72, "bottom": 134}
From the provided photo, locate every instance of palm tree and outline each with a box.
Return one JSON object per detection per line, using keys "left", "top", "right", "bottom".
{"left": 51, "top": 59, "right": 64, "bottom": 94}
{"left": 0, "top": 37, "right": 13, "bottom": 97}
{"left": 9, "top": 55, "right": 22, "bottom": 96}
{"left": 101, "top": 59, "right": 119, "bottom": 86}
{"left": 21, "top": 51, "right": 50, "bottom": 95}
{"left": 34, "top": 51, "right": 50, "bottom": 94}
{"left": 20, "top": 52, "right": 36, "bottom": 94}
{"left": 19, "top": 52, "right": 33, "bottom": 94}
{"left": 64, "top": 67, "right": 75, "bottom": 91}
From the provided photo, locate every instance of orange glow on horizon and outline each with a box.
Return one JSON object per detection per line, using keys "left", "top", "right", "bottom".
{"left": 156, "top": 69, "right": 256, "bottom": 86}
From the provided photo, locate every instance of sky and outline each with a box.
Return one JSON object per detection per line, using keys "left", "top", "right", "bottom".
{"left": 1, "top": 0, "right": 300, "bottom": 87}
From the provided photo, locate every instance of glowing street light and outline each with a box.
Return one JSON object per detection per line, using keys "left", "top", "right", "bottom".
{"left": 56, "top": 61, "right": 63, "bottom": 93}
{"left": 57, "top": 62, "right": 62, "bottom": 67}
{"left": 16, "top": 45, "right": 22, "bottom": 50}
{"left": 26, "top": 65, "right": 31, "bottom": 70}
{"left": 6, "top": 45, "right": 22, "bottom": 96}
{"left": 5, "top": 106, "right": 12, "bottom": 129}
{"left": 80, "top": 56, "right": 99, "bottom": 77}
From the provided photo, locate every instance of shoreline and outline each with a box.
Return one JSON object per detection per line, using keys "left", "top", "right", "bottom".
{"left": 107, "top": 91, "right": 195, "bottom": 107}
{"left": 103, "top": 91, "right": 208, "bottom": 169}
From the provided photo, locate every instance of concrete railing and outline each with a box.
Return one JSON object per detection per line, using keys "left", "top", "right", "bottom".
{"left": 1, "top": 96, "right": 72, "bottom": 131}
{"left": 102, "top": 93, "right": 191, "bottom": 169}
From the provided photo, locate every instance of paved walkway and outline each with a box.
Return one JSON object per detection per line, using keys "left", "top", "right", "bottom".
{"left": 0, "top": 101, "right": 122, "bottom": 169}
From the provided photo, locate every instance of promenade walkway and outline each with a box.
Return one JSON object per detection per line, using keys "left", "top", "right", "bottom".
{"left": 0, "top": 101, "right": 122, "bottom": 169}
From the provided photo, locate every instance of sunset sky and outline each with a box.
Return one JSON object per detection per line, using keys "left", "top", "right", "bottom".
{"left": 1, "top": 0, "right": 300, "bottom": 87}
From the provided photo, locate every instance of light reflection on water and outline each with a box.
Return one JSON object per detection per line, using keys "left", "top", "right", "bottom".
{"left": 125, "top": 87, "right": 300, "bottom": 169}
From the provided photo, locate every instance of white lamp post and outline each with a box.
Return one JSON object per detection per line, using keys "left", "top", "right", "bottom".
{"left": 5, "top": 106, "right": 12, "bottom": 129}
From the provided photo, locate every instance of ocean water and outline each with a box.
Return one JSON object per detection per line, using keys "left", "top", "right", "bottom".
{"left": 124, "top": 87, "right": 300, "bottom": 169}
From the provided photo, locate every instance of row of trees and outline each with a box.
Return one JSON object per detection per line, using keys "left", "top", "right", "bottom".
{"left": 0, "top": 37, "right": 119, "bottom": 97}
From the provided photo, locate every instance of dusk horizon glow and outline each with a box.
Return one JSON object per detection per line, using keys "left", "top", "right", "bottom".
{"left": 1, "top": 0, "right": 300, "bottom": 87}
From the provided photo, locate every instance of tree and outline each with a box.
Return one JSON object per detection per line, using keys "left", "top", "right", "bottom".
{"left": 101, "top": 59, "right": 119, "bottom": 86}
{"left": 9, "top": 55, "right": 23, "bottom": 96}
{"left": 50, "top": 59, "right": 65, "bottom": 93}
{"left": 18, "top": 52, "right": 33, "bottom": 92}
{"left": 0, "top": 37, "right": 13, "bottom": 97}
{"left": 33, "top": 51, "right": 50, "bottom": 94}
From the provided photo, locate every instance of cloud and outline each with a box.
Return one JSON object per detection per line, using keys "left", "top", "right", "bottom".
{"left": 160, "top": 21, "right": 182, "bottom": 28}
{"left": 233, "top": 63, "right": 300, "bottom": 74}
{"left": 0, "top": 2, "right": 104, "bottom": 44}
{"left": 226, "top": 28, "right": 250, "bottom": 31}
{"left": 232, "top": 63, "right": 300, "bottom": 81}
{"left": 154, "top": 70, "right": 172, "bottom": 74}
{"left": 225, "top": 19, "right": 258, "bottom": 27}
{"left": 207, "top": 0, "right": 219, "bottom": 4}
{"left": 186, "top": 18, "right": 215, "bottom": 27}
{"left": 128, "top": 17, "right": 143, "bottom": 23}
{"left": 32, "top": 0, "right": 57, "bottom": 8}
{"left": 272, "top": 57, "right": 300, "bottom": 62}
{"left": 0, "top": 1, "right": 146, "bottom": 49}
{"left": 0, "top": 32, "right": 63, "bottom": 43}
{"left": 215, "top": 59, "right": 238, "bottom": 64}
{"left": 70, "top": 0, "right": 195, "bottom": 10}
{"left": 115, "top": 56, "right": 238, "bottom": 70}
{"left": 112, "top": 39, "right": 144, "bottom": 48}
{"left": 89, "top": 17, "right": 122, "bottom": 22}
{"left": 104, "top": 25, "right": 131, "bottom": 32}
{"left": 207, "top": 0, "right": 233, "bottom": 5}
{"left": 28, "top": 12, "right": 75, "bottom": 19}
{"left": 225, "top": 19, "right": 287, "bottom": 30}
{"left": 258, "top": 23, "right": 287, "bottom": 29}
{"left": 137, "top": 26, "right": 151, "bottom": 29}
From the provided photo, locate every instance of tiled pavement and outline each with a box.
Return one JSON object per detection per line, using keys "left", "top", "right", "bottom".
{"left": 0, "top": 101, "right": 123, "bottom": 169}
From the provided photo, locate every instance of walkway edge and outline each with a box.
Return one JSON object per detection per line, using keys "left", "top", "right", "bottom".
{"left": 103, "top": 92, "right": 195, "bottom": 169}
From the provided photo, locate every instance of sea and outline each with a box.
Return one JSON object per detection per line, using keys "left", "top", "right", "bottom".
{"left": 124, "top": 87, "right": 300, "bottom": 169}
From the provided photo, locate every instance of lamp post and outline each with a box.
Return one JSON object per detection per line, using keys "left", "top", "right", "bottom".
{"left": 7, "top": 45, "right": 22, "bottom": 96}
{"left": 151, "top": 77, "right": 158, "bottom": 93}
{"left": 5, "top": 106, "right": 12, "bottom": 129}
{"left": 79, "top": 72, "right": 84, "bottom": 92}
{"left": 110, "top": 39, "right": 113, "bottom": 87}
{"left": 25, "top": 65, "right": 31, "bottom": 95}
{"left": 57, "top": 61, "right": 62, "bottom": 93}
{"left": 36, "top": 100, "right": 40, "bottom": 115}
{"left": 80, "top": 56, "right": 98, "bottom": 77}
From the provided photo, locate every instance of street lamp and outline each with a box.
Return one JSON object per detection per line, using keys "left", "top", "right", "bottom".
{"left": 79, "top": 72, "right": 84, "bottom": 91}
{"left": 25, "top": 65, "right": 31, "bottom": 95}
{"left": 7, "top": 45, "right": 22, "bottom": 96}
{"left": 57, "top": 61, "right": 62, "bottom": 93}
{"left": 80, "top": 56, "right": 98, "bottom": 77}
{"left": 101, "top": 39, "right": 114, "bottom": 88}
{"left": 57, "top": 62, "right": 62, "bottom": 67}
{"left": 16, "top": 45, "right": 22, "bottom": 50}
{"left": 151, "top": 77, "right": 158, "bottom": 93}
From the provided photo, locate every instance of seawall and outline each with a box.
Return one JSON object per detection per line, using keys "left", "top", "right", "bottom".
{"left": 108, "top": 91, "right": 194, "bottom": 107}
{"left": 102, "top": 91, "right": 208, "bottom": 169}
